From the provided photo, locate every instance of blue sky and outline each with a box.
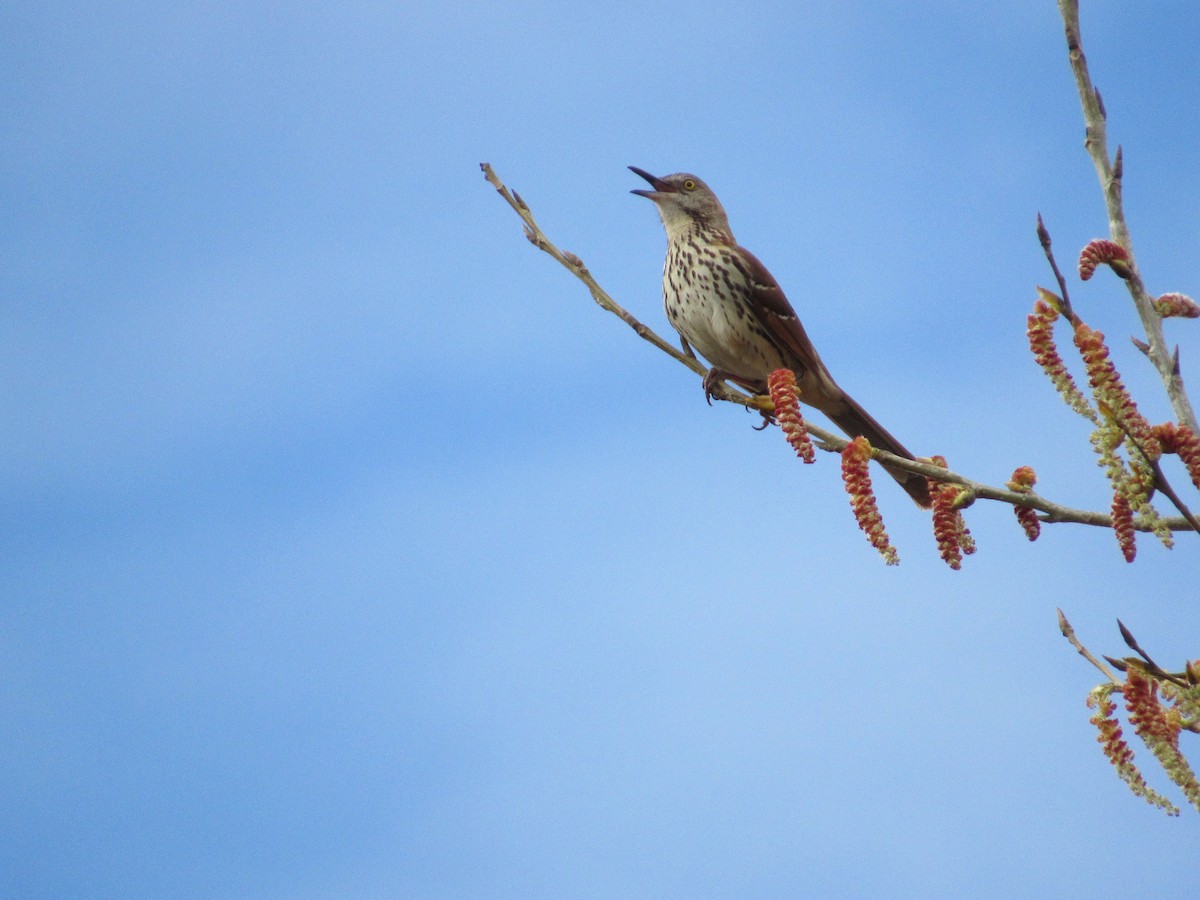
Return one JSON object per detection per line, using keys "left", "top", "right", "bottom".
{"left": 4, "top": 2, "right": 1199, "bottom": 897}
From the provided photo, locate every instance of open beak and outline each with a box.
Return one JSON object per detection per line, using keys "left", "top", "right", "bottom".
{"left": 629, "top": 166, "right": 676, "bottom": 199}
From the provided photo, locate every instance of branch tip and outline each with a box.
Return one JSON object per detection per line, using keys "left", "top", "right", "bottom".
{"left": 1117, "top": 619, "right": 1137, "bottom": 651}
{"left": 1036, "top": 213, "right": 1051, "bottom": 248}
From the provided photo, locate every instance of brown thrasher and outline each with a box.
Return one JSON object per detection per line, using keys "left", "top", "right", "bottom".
{"left": 630, "top": 166, "right": 931, "bottom": 507}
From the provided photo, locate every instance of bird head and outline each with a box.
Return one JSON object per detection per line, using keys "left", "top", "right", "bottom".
{"left": 629, "top": 167, "right": 732, "bottom": 238}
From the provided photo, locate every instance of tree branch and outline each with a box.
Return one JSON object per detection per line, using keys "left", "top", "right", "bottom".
{"left": 1058, "top": 608, "right": 1120, "bottom": 683}
{"left": 1058, "top": 0, "right": 1198, "bottom": 433}
{"left": 481, "top": 161, "right": 1192, "bottom": 534}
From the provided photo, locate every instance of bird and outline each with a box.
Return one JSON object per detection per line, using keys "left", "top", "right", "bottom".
{"left": 629, "top": 166, "right": 931, "bottom": 508}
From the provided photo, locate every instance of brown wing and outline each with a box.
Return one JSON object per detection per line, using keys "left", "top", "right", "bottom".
{"left": 726, "top": 244, "right": 837, "bottom": 395}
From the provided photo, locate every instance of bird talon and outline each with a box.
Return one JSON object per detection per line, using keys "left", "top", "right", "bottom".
{"left": 701, "top": 368, "right": 727, "bottom": 405}
{"left": 753, "top": 409, "right": 775, "bottom": 431}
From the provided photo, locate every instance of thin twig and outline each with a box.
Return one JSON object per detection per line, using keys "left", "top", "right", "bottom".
{"left": 1147, "top": 458, "right": 1200, "bottom": 534}
{"left": 480, "top": 164, "right": 703, "bottom": 377}
{"left": 1036, "top": 213, "right": 1080, "bottom": 326}
{"left": 1058, "top": 608, "right": 1120, "bottom": 683}
{"left": 1121, "top": 427, "right": 1200, "bottom": 535}
{"left": 1118, "top": 620, "right": 1191, "bottom": 689}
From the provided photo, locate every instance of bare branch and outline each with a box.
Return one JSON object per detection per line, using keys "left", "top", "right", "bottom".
{"left": 481, "top": 162, "right": 1194, "bottom": 535}
{"left": 1036, "top": 213, "right": 1080, "bottom": 325}
{"left": 1058, "top": 609, "right": 1120, "bottom": 683}
{"left": 1057, "top": 0, "right": 1197, "bottom": 432}
{"left": 480, "top": 163, "right": 704, "bottom": 378}
{"left": 1118, "top": 620, "right": 1191, "bottom": 689}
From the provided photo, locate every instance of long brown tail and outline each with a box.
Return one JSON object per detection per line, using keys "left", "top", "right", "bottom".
{"left": 823, "top": 392, "right": 931, "bottom": 508}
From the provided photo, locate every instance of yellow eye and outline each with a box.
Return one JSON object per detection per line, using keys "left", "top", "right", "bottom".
{"left": 683, "top": 179, "right": 697, "bottom": 190}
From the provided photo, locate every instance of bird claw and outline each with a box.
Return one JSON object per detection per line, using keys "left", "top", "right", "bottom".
{"left": 701, "top": 367, "right": 730, "bottom": 405}
{"left": 752, "top": 409, "right": 775, "bottom": 430}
